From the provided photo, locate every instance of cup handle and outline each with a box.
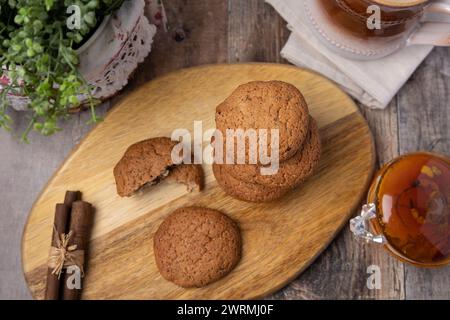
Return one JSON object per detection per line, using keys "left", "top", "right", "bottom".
{"left": 405, "top": 1, "right": 450, "bottom": 46}
{"left": 406, "top": 22, "right": 450, "bottom": 46}
{"left": 350, "top": 203, "right": 386, "bottom": 244}
{"left": 421, "top": 1, "right": 450, "bottom": 23}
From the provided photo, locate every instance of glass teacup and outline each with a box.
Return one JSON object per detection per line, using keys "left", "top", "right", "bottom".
{"left": 301, "top": 0, "right": 450, "bottom": 59}
{"left": 350, "top": 152, "right": 450, "bottom": 267}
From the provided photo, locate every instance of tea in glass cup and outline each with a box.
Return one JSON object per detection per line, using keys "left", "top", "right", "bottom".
{"left": 301, "top": 0, "right": 450, "bottom": 59}
{"left": 319, "top": 0, "right": 430, "bottom": 39}
{"left": 351, "top": 152, "right": 450, "bottom": 267}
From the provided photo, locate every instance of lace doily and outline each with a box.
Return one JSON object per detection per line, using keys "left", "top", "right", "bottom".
{"left": 3, "top": 0, "right": 157, "bottom": 111}
{"left": 89, "top": 15, "right": 156, "bottom": 100}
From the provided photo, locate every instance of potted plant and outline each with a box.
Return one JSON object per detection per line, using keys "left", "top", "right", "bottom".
{"left": 0, "top": 0, "right": 156, "bottom": 141}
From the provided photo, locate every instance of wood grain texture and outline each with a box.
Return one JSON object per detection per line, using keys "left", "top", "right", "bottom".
{"left": 228, "top": 0, "right": 289, "bottom": 63}
{"left": 397, "top": 47, "right": 450, "bottom": 299}
{"left": 135, "top": 0, "right": 228, "bottom": 84}
{"left": 358, "top": 102, "right": 406, "bottom": 300}
{"left": 21, "top": 64, "right": 375, "bottom": 299}
{"left": 0, "top": 0, "right": 448, "bottom": 300}
{"left": 0, "top": 102, "right": 111, "bottom": 300}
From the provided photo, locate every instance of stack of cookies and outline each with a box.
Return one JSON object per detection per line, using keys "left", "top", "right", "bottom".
{"left": 213, "top": 81, "right": 321, "bottom": 202}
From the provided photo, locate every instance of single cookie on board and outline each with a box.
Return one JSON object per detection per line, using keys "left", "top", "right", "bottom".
{"left": 215, "top": 81, "right": 310, "bottom": 162}
{"left": 154, "top": 207, "right": 242, "bottom": 288}
{"left": 226, "top": 117, "right": 321, "bottom": 189}
{"left": 213, "top": 163, "right": 291, "bottom": 203}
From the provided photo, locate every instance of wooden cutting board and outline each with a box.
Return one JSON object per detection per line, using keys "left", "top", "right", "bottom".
{"left": 22, "top": 64, "right": 375, "bottom": 300}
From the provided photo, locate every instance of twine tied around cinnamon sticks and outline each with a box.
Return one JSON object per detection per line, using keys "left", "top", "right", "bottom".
{"left": 44, "top": 191, "right": 93, "bottom": 300}
{"left": 47, "top": 227, "right": 85, "bottom": 279}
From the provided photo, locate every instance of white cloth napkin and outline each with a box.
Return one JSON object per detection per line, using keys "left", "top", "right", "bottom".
{"left": 266, "top": 0, "right": 437, "bottom": 109}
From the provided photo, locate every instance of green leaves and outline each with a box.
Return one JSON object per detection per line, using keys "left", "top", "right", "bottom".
{"left": 44, "top": 0, "right": 54, "bottom": 11}
{"left": 83, "top": 11, "right": 96, "bottom": 27}
{"left": 0, "top": 0, "right": 125, "bottom": 141}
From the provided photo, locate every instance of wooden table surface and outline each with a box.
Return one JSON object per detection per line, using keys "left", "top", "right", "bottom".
{"left": 0, "top": 0, "right": 448, "bottom": 300}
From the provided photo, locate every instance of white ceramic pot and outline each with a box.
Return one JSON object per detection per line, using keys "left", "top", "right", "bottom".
{"left": 4, "top": 0, "right": 157, "bottom": 111}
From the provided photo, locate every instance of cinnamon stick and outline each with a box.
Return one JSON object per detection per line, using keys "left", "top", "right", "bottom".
{"left": 62, "top": 201, "right": 93, "bottom": 300}
{"left": 64, "top": 191, "right": 81, "bottom": 209}
{"left": 44, "top": 203, "right": 69, "bottom": 300}
{"left": 45, "top": 191, "right": 82, "bottom": 300}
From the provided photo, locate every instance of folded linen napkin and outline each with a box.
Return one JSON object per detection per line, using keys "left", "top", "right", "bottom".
{"left": 266, "top": 0, "right": 444, "bottom": 109}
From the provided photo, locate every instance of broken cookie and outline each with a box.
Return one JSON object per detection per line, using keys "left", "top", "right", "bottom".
{"left": 113, "top": 137, "right": 203, "bottom": 197}
{"left": 167, "top": 164, "right": 204, "bottom": 192}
